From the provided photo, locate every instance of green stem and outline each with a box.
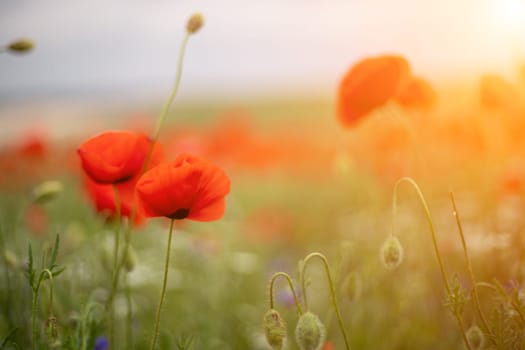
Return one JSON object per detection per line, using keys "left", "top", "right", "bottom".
{"left": 392, "top": 177, "right": 450, "bottom": 294}
{"left": 392, "top": 178, "right": 473, "bottom": 349}
{"left": 268, "top": 272, "right": 303, "bottom": 315}
{"left": 449, "top": 192, "right": 491, "bottom": 334}
{"left": 31, "top": 269, "right": 53, "bottom": 350}
{"left": 151, "top": 33, "right": 190, "bottom": 142}
{"left": 150, "top": 219, "right": 175, "bottom": 350}
{"left": 300, "top": 252, "right": 351, "bottom": 350}
{"left": 125, "top": 274, "right": 133, "bottom": 350}
{"left": 108, "top": 184, "right": 121, "bottom": 347}
{"left": 108, "top": 31, "right": 193, "bottom": 319}
{"left": 454, "top": 314, "right": 473, "bottom": 350}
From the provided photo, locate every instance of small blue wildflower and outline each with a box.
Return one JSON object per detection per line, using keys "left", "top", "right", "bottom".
{"left": 94, "top": 336, "right": 109, "bottom": 350}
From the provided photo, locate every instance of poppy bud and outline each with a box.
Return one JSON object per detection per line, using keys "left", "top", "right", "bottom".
{"left": 3, "top": 250, "right": 20, "bottom": 270}
{"left": 341, "top": 272, "right": 362, "bottom": 302}
{"left": 32, "top": 180, "right": 63, "bottom": 204}
{"left": 186, "top": 13, "right": 204, "bottom": 34}
{"left": 124, "top": 246, "right": 137, "bottom": 273}
{"left": 380, "top": 236, "right": 404, "bottom": 270}
{"left": 45, "top": 316, "right": 59, "bottom": 346}
{"left": 295, "top": 312, "right": 325, "bottom": 350}
{"left": 263, "top": 309, "right": 287, "bottom": 350}
{"left": 7, "top": 38, "right": 34, "bottom": 53}
{"left": 466, "top": 325, "right": 484, "bottom": 350}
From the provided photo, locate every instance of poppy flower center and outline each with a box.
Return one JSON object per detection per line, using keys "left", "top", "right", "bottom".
{"left": 169, "top": 208, "right": 190, "bottom": 220}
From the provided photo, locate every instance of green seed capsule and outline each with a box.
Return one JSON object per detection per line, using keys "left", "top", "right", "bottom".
{"left": 380, "top": 236, "right": 404, "bottom": 270}
{"left": 263, "top": 309, "right": 287, "bottom": 350}
{"left": 466, "top": 325, "right": 484, "bottom": 350}
{"left": 295, "top": 312, "right": 325, "bottom": 350}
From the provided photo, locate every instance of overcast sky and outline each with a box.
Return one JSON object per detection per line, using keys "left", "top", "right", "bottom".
{"left": 1, "top": 0, "right": 525, "bottom": 104}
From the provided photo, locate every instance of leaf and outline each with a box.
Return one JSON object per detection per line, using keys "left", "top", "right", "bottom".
{"left": 25, "top": 243, "right": 34, "bottom": 287}
{"left": 48, "top": 234, "right": 60, "bottom": 270}
{"left": 0, "top": 327, "right": 18, "bottom": 349}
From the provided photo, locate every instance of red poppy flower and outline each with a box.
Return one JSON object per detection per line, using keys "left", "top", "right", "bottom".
{"left": 135, "top": 154, "right": 231, "bottom": 221}
{"left": 84, "top": 177, "right": 144, "bottom": 225}
{"left": 337, "top": 55, "right": 410, "bottom": 128}
{"left": 395, "top": 76, "right": 436, "bottom": 109}
{"left": 78, "top": 131, "right": 161, "bottom": 184}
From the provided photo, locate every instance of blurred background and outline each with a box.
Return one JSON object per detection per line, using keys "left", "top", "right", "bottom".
{"left": 2, "top": 0, "right": 525, "bottom": 106}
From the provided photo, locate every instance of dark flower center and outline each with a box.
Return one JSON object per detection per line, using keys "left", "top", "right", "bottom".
{"left": 169, "top": 208, "right": 190, "bottom": 220}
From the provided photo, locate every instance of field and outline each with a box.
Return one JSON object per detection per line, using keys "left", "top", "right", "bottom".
{"left": 2, "top": 13, "right": 525, "bottom": 350}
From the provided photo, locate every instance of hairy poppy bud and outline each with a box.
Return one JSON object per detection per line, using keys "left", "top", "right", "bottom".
{"left": 45, "top": 316, "right": 59, "bottom": 346}
{"left": 7, "top": 38, "right": 34, "bottom": 53}
{"left": 295, "top": 312, "right": 325, "bottom": 350}
{"left": 32, "top": 180, "right": 63, "bottom": 204}
{"left": 466, "top": 325, "right": 484, "bottom": 350}
{"left": 263, "top": 309, "right": 287, "bottom": 350}
{"left": 186, "top": 13, "right": 204, "bottom": 34}
{"left": 380, "top": 236, "right": 404, "bottom": 270}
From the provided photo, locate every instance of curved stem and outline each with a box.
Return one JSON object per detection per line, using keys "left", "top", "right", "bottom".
{"left": 300, "top": 252, "right": 351, "bottom": 350}
{"left": 42, "top": 269, "right": 54, "bottom": 316}
{"left": 150, "top": 219, "right": 175, "bottom": 350}
{"left": 392, "top": 177, "right": 450, "bottom": 294}
{"left": 268, "top": 272, "right": 303, "bottom": 315}
{"left": 450, "top": 192, "right": 491, "bottom": 334}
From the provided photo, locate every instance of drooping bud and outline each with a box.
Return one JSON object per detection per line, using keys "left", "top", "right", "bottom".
{"left": 380, "top": 236, "right": 404, "bottom": 270}
{"left": 32, "top": 180, "right": 63, "bottom": 204}
{"left": 45, "top": 316, "right": 59, "bottom": 347}
{"left": 466, "top": 325, "right": 484, "bottom": 350}
{"left": 186, "top": 13, "right": 204, "bottom": 34}
{"left": 341, "top": 271, "right": 362, "bottom": 302}
{"left": 295, "top": 312, "right": 325, "bottom": 350}
{"left": 124, "top": 246, "right": 137, "bottom": 273}
{"left": 263, "top": 309, "right": 287, "bottom": 350}
{"left": 7, "top": 38, "right": 34, "bottom": 53}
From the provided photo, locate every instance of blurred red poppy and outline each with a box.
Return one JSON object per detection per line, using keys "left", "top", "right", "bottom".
{"left": 395, "top": 76, "right": 436, "bottom": 109}
{"left": 78, "top": 131, "right": 161, "bottom": 184}
{"left": 337, "top": 55, "right": 410, "bottom": 128}
{"left": 479, "top": 74, "right": 517, "bottom": 109}
{"left": 16, "top": 132, "right": 48, "bottom": 159}
{"left": 84, "top": 177, "right": 144, "bottom": 225}
{"left": 135, "top": 154, "right": 230, "bottom": 221}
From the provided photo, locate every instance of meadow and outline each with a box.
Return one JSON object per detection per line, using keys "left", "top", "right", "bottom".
{"left": 2, "top": 14, "right": 525, "bottom": 350}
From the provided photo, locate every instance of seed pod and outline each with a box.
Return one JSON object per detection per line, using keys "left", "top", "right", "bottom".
{"left": 466, "top": 325, "right": 484, "bottom": 350}
{"left": 295, "top": 312, "right": 325, "bottom": 350}
{"left": 380, "top": 236, "right": 404, "bottom": 270}
{"left": 263, "top": 309, "right": 287, "bottom": 350}
{"left": 8, "top": 39, "right": 34, "bottom": 53}
{"left": 186, "top": 13, "right": 204, "bottom": 34}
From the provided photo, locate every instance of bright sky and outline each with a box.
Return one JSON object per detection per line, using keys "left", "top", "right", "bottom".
{"left": 1, "top": 0, "right": 525, "bottom": 103}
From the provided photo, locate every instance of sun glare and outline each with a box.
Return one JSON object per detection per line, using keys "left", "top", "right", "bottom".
{"left": 498, "top": 0, "right": 525, "bottom": 30}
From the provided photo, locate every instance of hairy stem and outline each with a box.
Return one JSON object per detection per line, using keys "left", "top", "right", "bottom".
{"left": 450, "top": 192, "right": 491, "bottom": 334}
{"left": 268, "top": 272, "right": 303, "bottom": 315}
{"left": 300, "top": 252, "right": 351, "bottom": 350}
